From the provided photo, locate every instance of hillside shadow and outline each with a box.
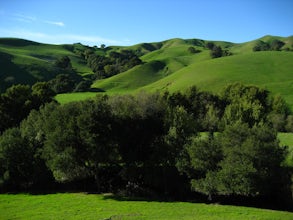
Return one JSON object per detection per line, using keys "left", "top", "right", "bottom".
{"left": 0, "top": 52, "right": 36, "bottom": 92}
{"left": 89, "top": 88, "right": 105, "bottom": 92}
{"left": 0, "top": 38, "right": 40, "bottom": 47}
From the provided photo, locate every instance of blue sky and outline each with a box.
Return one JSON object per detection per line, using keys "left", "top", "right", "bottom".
{"left": 0, "top": 0, "right": 292, "bottom": 46}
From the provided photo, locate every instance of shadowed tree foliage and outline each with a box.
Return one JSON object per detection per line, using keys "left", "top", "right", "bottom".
{"left": 0, "top": 83, "right": 291, "bottom": 208}
{"left": 0, "top": 82, "right": 56, "bottom": 133}
{"left": 180, "top": 122, "right": 287, "bottom": 200}
{"left": 210, "top": 45, "right": 223, "bottom": 58}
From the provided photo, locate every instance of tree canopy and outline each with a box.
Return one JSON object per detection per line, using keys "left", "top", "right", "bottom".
{"left": 0, "top": 83, "right": 292, "bottom": 208}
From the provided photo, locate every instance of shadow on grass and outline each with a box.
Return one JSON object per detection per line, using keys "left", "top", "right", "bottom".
{"left": 100, "top": 192, "right": 293, "bottom": 212}
{"left": 100, "top": 192, "right": 206, "bottom": 203}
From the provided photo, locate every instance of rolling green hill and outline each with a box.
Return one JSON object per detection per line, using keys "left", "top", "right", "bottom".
{"left": 1, "top": 36, "right": 293, "bottom": 108}
{"left": 91, "top": 36, "right": 293, "bottom": 108}
{"left": 0, "top": 38, "right": 94, "bottom": 91}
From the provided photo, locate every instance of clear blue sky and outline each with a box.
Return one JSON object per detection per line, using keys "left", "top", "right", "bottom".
{"left": 0, "top": 0, "right": 292, "bottom": 46}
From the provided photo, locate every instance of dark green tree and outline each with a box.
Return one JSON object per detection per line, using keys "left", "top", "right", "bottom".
{"left": 0, "top": 128, "right": 34, "bottom": 189}
{"left": 270, "top": 39, "right": 285, "bottom": 51}
{"left": 0, "top": 85, "right": 32, "bottom": 132}
{"left": 206, "top": 42, "right": 215, "bottom": 50}
{"left": 76, "top": 96, "right": 119, "bottom": 190}
{"left": 217, "top": 123, "right": 286, "bottom": 196}
{"left": 49, "top": 74, "right": 76, "bottom": 93}
{"left": 210, "top": 45, "right": 223, "bottom": 58}
{"left": 177, "top": 134, "right": 222, "bottom": 199}
{"left": 183, "top": 122, "right": 287, "bottom": 199}
{"left": 55, "top": 56, "right": 72, "bottom": 70}
{"left": 32, "top": 82, "right": 56, "bottom": 105}
{"left": 188, "top": 46, "right": 201, "bottom": 54}
{"left": 253, "top": 40, "right": 270, "bottom": 51}
{"left": 41, "top": 102, "right": 88, "bottom": 182}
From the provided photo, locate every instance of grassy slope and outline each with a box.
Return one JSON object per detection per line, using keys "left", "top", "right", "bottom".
{"left": 91, "top": 39, "right": 211, "bottom": 93}
{"left": 0, "top": 193, "right": 292, "bottom": 220}
{"left": 91, "top": 36, "right": 293, "bottom": 109}
{"left": 144, "top": 52, "right": 293, "bottom": 108}
{"left": 1, "top": 36, "right": 293, "bottom": 108}
{"left": 0, "top": 38, "right": 93, "bottom": 90}
{"left": 55, "top": 92, "right": 99, "bottom": 104}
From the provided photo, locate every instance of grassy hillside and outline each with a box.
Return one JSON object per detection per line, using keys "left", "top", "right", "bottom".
{"left": 92, "top": 36, "right": 293, "bottom": 109}
{"left": 1, "top": 193, "right": 292, "bottom": 220}
{"left": 0, "top": 38, "right": 94, "bottom": 91}
{"left": 1, "top": 36, "right": 293, "bottom": 108}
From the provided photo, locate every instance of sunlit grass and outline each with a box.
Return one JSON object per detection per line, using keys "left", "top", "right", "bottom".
{"left": 0, "top": 193, "right": 292, "bottom": 220}
{"left": 55, "top": 92, "right": 99, "bottom": 104}
{"left": 278, "top": 132, "right": 293, "bottom": 167}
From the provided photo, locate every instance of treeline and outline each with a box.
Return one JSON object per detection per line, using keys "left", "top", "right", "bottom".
{"left": 0, "top": 83, "right": 292, "bottom": 208}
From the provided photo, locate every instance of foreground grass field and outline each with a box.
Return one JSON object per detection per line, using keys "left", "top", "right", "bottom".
{"left": 0, "top": 193, "right": 292, "bottom": 220}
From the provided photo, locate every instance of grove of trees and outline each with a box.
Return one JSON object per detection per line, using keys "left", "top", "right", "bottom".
{"left": 0, "top": 83, "right": 292, "bottom": 209}
{"left": 253, "top": 39, "right": 286, "bottom": 52}
{"left": 80, "top": 49, "right": 142, "bottom": 79}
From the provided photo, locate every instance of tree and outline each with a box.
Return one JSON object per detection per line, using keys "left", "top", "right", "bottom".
{"left": 55, "top": 56, "right": 72, "bottom": 70}
{"left": 253, "top": 40, "right": 270, "bottom": 51}
{"left": 76, "top": 96, "right": 119, "bottom": 190}
{"left": 32, "top": 82, "right": 56, "bottom": 105}
{"left": 183, "top": 122, "right": 287, "bottom": 199}
{"left": 177, "top": 134, "right": 222, "bottom": 199}
{"left": 270, "top": 39, "right": 285, "bottom": 51}
{"left": 73, "top": 80, "right": 92, "bottom": 92}
{"left": 41, "top": 102, "right": 88, "bottom": 182}
{"left": 0, "top": 85, "right": 32, "bottom": 132}
{"left": 217, "top": 123, "right": 285, "bottom": 196}
{"left": 221, "top": 83, "right": 270, "bottom": 127}
{"left": 210, "top": 45, "right": 223, "bottom": 58}
{"left": 188, "top": 46, "right": 200, "bottom": 54}
{"left": 0, "top": 128, "right": 34, "bottom": 189}
{"left": 48, "top": 74, "right": 76, "bottom": 93}
{"left": 206, "top": 42, "right": 215, "bottom": 50}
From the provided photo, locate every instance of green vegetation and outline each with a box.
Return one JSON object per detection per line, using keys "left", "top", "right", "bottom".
{"left": 1, "top": 36, "right": 293, "bottom": 215}
{"left": 1, "top": 84, "right": 292, "bottom": 211}
{"left": 1, "top": 36, "right": 292, "bottom": 108}
{"left": 1, "top": 193, "right": 292, "bottom": 220}
{"left": 56, "top": 92, "right": 99, "bottom": 104}
{"left": 0, "top": 38, "right": 94, "bottom": 91}
{"left": 279, "top": 133, "right": 293, "bottom": 167}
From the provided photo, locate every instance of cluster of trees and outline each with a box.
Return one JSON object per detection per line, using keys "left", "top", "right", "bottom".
{"left": 253, "top": 39, "right": 286, "bottom": 52}
{"left": 188, "top": 46, "right": 201, "bottom": 54}
{"left": 0, "top": 83, "right": 55, "bottom": 133}
{"left": 205, "top": 42, "right": 232, "bottom": 58}
{"left": 49, "top": 56, "right": 91, "bottom": 93}
{"left": 80, "top": 49, "right": 142, "bottom": 79}
{"left": 0, "top": 83, "right": 292, "bottom": 207}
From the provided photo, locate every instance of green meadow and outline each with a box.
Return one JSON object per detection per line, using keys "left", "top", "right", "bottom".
{"left": 0, "top": 193, "right": 292, "bottom": 220}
